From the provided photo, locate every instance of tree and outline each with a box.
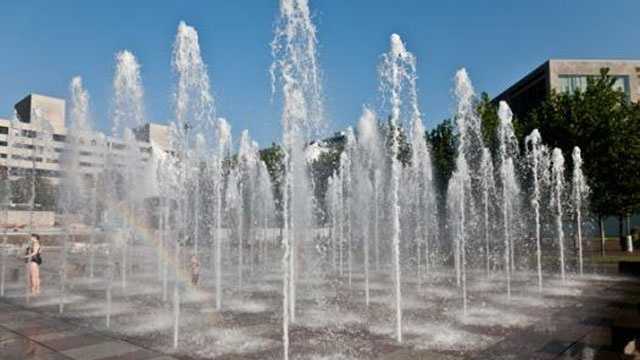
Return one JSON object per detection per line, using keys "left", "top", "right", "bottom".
{"left": 259, "top": 143, "right": 285, "bottom": 214}
{"left": 427, "top": 118, "right": 457, "bottom": 202}
{"left": 518, "top": 68, "right": 640, "bottom": 245}
{"left": 478, "top": 92, "right": 500, "bottom": 155}
{"left": 10, "top": 175, "right": 57, "bottom": 211}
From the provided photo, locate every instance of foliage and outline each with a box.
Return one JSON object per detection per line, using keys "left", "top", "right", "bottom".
{"left": 426, "top": 118, "right": 457, "bottom": 198}
{"left": 259, "top": 143, "right": 285, "bottom": 213}
{"left": 10, "top": 175, "right": 57, "bottom": 211}
{"left": 477, "top": 92, "right": 500, "bottom": 156}
{"left": 383, "top": 117, "right": 412, "bottom": 166}
{"left": 518, "top": 68, "right": 640, "bottom": 218}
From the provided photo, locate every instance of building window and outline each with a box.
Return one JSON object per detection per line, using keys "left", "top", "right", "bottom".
{"left": 14, "top": 143, "right": 35, "bottom": 150}
{"left": 0, "top": 141, "right": 7, "bottom": 147}
{"left": 21, "top": 129, "right": 36, "bottom": 138}
{"left": 53, "top": 134, "right": 66, "bottom": 142}
{"left": 0, "top": 127, "right": 8, "bottom": 135}
{"left": 559, "top": 75, "right": 630, "bottom": 98}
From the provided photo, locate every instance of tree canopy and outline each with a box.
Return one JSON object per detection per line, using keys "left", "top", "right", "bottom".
{"left": 516, "top": 68, "right": 640, "bottom": 218}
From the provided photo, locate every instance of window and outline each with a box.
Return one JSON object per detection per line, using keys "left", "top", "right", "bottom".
{"left": 559, "top": 75, "right": 630, "bottom": 98}
{"left": 0, "top": 141, "right": 7, "bottom": 147}
{"left": 53, "top": 134, "right": 66, "bottom": 142}
{"left": 21, "top": 129, "right": 36, "bottom": 138}
{"left": 14, "top": 143, "right": 35, "bottom": 150}
{"left": 0, "top": 127, "right": 8, "bottom": 135}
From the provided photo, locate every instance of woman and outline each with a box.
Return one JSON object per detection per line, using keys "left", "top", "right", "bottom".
{"left": 24, "top": 234, "right": 41, "bottom": 295}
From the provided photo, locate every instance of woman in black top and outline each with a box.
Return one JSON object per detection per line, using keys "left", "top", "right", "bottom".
{"left": 24, "top": 234, "right": 41, "bottom": 295}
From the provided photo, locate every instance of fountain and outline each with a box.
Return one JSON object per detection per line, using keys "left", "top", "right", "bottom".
{"left": 448, "top": 68, "right": 485, "bottom": 312}
{"left": 497, "top": 101, "right": 521, "bottom": 298}
{"left": 271, "top": 0, "right": 324, "bottom": 357}
{"left": 572, "top": 147, "right": 589, "bottom": 275}
{"left": 0, "top": 2, "right": 613, "bottom": 359}
{"left": 551, "top": 148, "right": 567, "bottom": 282}
{"left": 479, "top": 147, "right": 496, "bottom": 276}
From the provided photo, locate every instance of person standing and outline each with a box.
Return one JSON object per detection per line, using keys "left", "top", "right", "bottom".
{"left": 24, "top": 234, "right": 41, "bottom": 295}
{"left": 190, "top": 255, "right": 200, "bottom": 287}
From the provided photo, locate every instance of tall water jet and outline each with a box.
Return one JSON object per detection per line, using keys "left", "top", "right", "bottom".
{"left": 525, "top": 129, "right": 549, "bottom": 291}
{"left": 170, "top": 20, "right": 216, "bottom": 348}
{"left": 271, "top": 1, "right": 325, "bottom": 356}
{"left": 192, "top": 134, "right": 206, "bottom": 257}
{"left": 357, "top": 107, "right": 380, "bottom": 305}
{"left": 378, "top": 33, "right": 418, "bottom": 342}
{"left": 479, "top": 147, "right": 496, "bottom": 276}
{"left": 255, "top": 160, "right": 275, "bottom": 271}
{"left": 172, "top": 21, "right": 216, "bottom": 147}
{"left": 214, "top": 118, "right": 231, "bottom": 310}
{"left": 226, "top": 167, "right": 243, "bottom": 290}
{"left": 410, "top": 116, "right": 435, "bottom": 286}
{"left": 58, "top": 76, "right": 93, "bottom": 313}
{"left": 340, "top": 128, "right": 355, "bottom": 288}
{"left": 111, "top": 49, "right": 145, "bottom": 291}
{"left": 572, "top": 147, "right": 588, "bottom": 275}
{"left": 112, "top": 50, "right": 145, "bottom": 136}
{"left": 238, "top": 130, "right": 260, "bottom": 284}
{"left": 327, "top": 171, "right": 344, "bottom": 274}
{"left": 448, "top": 68, "right": 484, "bottom": 313}
{"left": 551, "top": 148, "right": 566, "bottom": 282}
{"left": 497, "top": 101, "right": 520, "bottom": 298}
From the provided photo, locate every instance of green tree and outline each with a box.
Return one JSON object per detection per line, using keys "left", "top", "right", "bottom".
{"left": 427, "top": 118, "right": 458, "bottom": 199}
{"left": 10, "top": 175, "right": 57, "bottom": 211}
{"left": 478, "top": 92, "right": 500, "bottom": 155}
{"left": 519, "top": 68, "right": 640, "bottom": 244}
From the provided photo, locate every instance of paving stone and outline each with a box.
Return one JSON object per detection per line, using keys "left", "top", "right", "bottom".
{"left": 97, "top": 348, "right": 162, "bottom": 360}
{"left": 61, "top": 341, "right": 142, "bottom": 360}
{"left": 0, "top": 336, "right": 70, "bottom": 360}
{"left": 40, "top": 334, "right": 111, "bottom": 352}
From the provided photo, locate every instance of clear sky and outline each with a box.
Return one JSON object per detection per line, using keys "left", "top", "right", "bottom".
{"left": 1, "top": 0, "right": 639, "bottom": 147}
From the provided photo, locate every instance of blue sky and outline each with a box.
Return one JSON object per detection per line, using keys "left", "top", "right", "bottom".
{"left": 1, "top": 0, "right": 639, "bottom": 147}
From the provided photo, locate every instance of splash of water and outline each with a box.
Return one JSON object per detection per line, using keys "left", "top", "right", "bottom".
{"left": 378, "top": 33, "right": 418, "bottom": 343}
{"left": 572, "top": 147, "right": 589, "bottom": 275}
{"left": 356, "top": 107, "right": 380, "bottom": 305}
{"left": 271, "top": 1, "right": 325, "bottom": 357}
{"left": 551, "top": 148, "right": 566, "bottom": 282}
{"left": 448, "top": 68, "right": 485, "bottom": 314}
{"left": 497, "top": 101, "right": 520, "bottom": 298}
{"left": 479, "top": 147, "right": 496, "bottom": 276}
{"left": 215, "top": 118, "right": 231, "bottom": 310}
{"left": 112, "top": 50, "right": 144, "bottom": 137}
{"left": 172, "top": 21, "right": 216, "bottom": 147}
{"left": 525, "top": 129, "right": 549, "bottom": 291}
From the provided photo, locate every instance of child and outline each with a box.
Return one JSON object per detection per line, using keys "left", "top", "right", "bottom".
{"left": 190, "top": 255, "right": 200, "bottom": 286}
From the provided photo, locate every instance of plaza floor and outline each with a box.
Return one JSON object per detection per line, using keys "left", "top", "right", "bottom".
{"left": 1, "top": 275, "right": 639, "bottom": 359}
{"left": 0, "top": 301, "right": 176, "bottom": 360}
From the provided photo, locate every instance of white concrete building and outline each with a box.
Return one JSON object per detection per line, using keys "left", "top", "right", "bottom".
{"left": 0, "top": 93, "right": 169, "bottom": 182}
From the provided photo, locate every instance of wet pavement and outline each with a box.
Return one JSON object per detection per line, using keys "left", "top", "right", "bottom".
{"left": 1, "top": 278, "right": 639, "bottom": 359}
{"left": 1, "top": 244, "right": 640, "bottom": 359}
{"left": 0, "top": 301, "right": 176, "bottom": 360}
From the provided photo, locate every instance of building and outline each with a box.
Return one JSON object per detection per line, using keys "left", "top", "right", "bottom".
{"left": 0, "top": 93, "right": 169, "bottom": 184}
{"left": 492, "top": 59, "right": 640, "bottom": 119}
